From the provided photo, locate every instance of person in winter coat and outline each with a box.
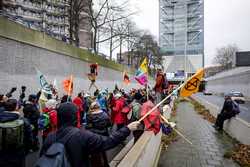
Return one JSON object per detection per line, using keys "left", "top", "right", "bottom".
{"left": 130, "top": 92, "right": 144, "bottom": 143}
{"left": 73, "top": 92, "right": 84, "bottom": 128}
{"left": 0, "top": 94, "right": 7, "bottom": 113}
{"left": 214, "top": 95, "right": 235, "bottom": 131}
{"left": 86, "top": 101, "right": 111, "bottom": 167}
{"left": 86, "top": 101, "right": 111, "bottom": 136}
{"left": 23, "top": 94, "right": 40, "bottom": 151}
{"left": 42, "top": 99, "right": 58, "bottom": 141}
{"left": 141, "top": 95, "right": 161, "bottom": 135}
{"left": 112, "top": 93, "right": 127, "bottom": 130}
{"left": 40, "top": 102, "right": 140, "bottom": 167}
{"left": 97, "top": 91, "right": 108, "bottom": 114}
{"left": 154, "top": 69, "right": 165, "bottom": 104}
{"left": 0, "top": 99, "right": 34, "bottom": 167}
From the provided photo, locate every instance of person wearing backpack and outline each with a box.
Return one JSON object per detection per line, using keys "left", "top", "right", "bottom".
{"left": 40, "top": 99, "right": 58, "bottom": 142}
{"left": 214, "top": 95, "right": 239, "bottom": 131}
{"left": 23, "top": 94, "right": 41, "bottom": 151}
{"left": 0, "top": 99, "right": 34, "bottom": 167}
{"left": 37, "top": 102, "right": 140, "bottom": 167}
{"left": 130, "top": 92, "right": 144, "bottom": 143}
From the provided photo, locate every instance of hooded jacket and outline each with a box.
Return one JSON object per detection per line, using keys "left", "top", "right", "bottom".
{"left": 86, "top": 110, "right": 111, "bottom": 136}
{"left": 112, "top": 97, "right": 127, "bottom": 124}
{"left": 41, "top": 103, "right": 130, "bottom": 167}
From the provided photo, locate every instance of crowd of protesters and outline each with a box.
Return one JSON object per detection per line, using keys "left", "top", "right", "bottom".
{"left": 0, "top": 68, "right": 174, "bottom": 167}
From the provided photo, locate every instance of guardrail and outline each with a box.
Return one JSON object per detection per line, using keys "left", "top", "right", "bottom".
{"left": 117, "top": 131, "right": 162, "bottom": 167}
{"left": 192, "top": 94, "right": 250, "bottom": 145}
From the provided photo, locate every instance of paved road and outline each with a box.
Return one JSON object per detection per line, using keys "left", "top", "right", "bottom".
{"left": 195, "top": 93, "right": 250, "bottom": 123}
{"left": 159, "top": 102, "right": 239, "bottom": 167}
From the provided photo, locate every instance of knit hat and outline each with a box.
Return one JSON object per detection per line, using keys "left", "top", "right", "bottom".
{"left": 115, "top": 93, "right": 122, "bottom": 99}
{"left": 90, "top": 101, "right": 100, "bottom": 110}
{"left": 45, "top": 99, "right": 58, "bottom": 109}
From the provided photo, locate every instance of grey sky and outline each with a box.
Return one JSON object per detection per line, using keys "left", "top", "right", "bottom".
{"left": 131, "top": 0, "right": 250, "bottom": 67}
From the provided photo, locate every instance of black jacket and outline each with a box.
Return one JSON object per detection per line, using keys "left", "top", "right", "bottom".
{"left": 23, "top": 102, "right": 40, "bottom": 125}
{"left": 40, "top": 126, "right": 130, "bottom": 167}
{"left": 221, "top": 99, "right": 233, "bottom": 115}
{"left": 86, "top": 111, "right": 111, "bottom": 136}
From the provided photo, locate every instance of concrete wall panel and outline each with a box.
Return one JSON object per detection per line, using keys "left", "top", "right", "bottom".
{"left": 0, "top": 37, "right": 143, "bottom": 97}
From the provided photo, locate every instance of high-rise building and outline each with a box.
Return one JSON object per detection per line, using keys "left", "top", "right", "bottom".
{"left": 0, "top": 0, "right": 92, "bottom": 49}
{"left": 1, "top": 0, "right": 70, "bottom": 40}
{"left": 159, "top": 0, "right": 204, "bottom": 76}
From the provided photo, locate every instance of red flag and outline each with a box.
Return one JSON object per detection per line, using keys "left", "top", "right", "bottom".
{"left": 63, "top": 75, "right": 73, "bottom": 95}
{"left": 141, "top": 100, "right": 161, "bottom": 134}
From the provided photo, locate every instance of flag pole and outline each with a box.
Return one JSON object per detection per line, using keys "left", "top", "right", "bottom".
{"left": 160, "top": 115, "right": 193, "bottom": 145}
{"left": 139, "top": 82, "right": 185, "bottom": 122}
{"left": 139, "top": 68, "right": 204, "bottom": 123}
{"left": 67, "top": 75, "right": 73, "bottom": 102}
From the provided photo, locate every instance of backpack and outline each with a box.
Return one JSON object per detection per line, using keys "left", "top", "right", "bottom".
{"left": 38, "top": 113, "right": 50, "bottom": 130}
{"left": 130, "top": 102, "right": 141, "bottom": 121}
{"left": 232, "top": 101, "right": 241, "bottom": 115}
{"left": 35, "top": 128, "right": 79, "bottom": 167}
{"left": 0, "top": 112, "right": 24, "bottom": 151}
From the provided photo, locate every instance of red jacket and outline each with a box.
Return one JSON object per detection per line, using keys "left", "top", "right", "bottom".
{"left": 141, "top": 100, "right": 161, "bottom": 134}
{"left": 112, "top": 97, "right": 127, "bottom": 124}
{"left": 42, "top": 107, "right": 57, "bottom": 137}
{"left": 73, "top": 97, "right": 84, "bottom": 128}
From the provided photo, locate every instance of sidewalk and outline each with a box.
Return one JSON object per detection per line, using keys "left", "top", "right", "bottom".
{"left": 158, "top": 101, "right": 239, "bottom": 167}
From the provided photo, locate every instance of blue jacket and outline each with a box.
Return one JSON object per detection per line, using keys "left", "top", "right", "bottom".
{"left": 97, "top": 97, "right": 107, "bottom": 112}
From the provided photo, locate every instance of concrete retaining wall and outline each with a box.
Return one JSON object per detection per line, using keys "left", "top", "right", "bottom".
{"left": 0, "top": 17, "right": 146, "bottom": 96}
{"left": 206, "top": 69, "right": 250, "bottom": 99}
{"left": 117, "top": 131, "right": 162, "bottom": 167}
{"left": 192, "top": 94, "right": 250, "bottom": 145}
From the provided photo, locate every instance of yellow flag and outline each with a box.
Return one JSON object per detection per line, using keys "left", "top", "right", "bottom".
{"left": 180, "top": 68, "right": 204, "bottom": 97}
{"left": 140, "top": 57, "right": 148, "bottom": 73}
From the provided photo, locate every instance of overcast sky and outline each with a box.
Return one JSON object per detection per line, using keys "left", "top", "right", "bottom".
{"left": 130, "top": 0, "right": 250, "bottom": 67}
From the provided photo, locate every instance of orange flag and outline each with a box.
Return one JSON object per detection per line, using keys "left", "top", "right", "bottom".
{"left": 123, "top": 71, "right": 130, "bottom": 85}
{"left": 63, "top": 75, "right": 73, "bottom": 96}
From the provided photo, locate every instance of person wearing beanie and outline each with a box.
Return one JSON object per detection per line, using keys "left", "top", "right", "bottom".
{"left": 86, "top": 101, "right": 111, "bottom": 167}
{"left": 112, "top": 92, "right": 127, "bottom": 130}
{"left": 40, "top": 102, "right": 140, "bottom": 167}
{"left": 41, "top": 99, "right": 58, "bottom": 141}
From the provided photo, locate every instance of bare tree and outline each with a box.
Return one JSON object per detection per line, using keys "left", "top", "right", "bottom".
{"left": 87, "top": 0, "right": 136, "bottom": 53}
{"left": 213, "top": 44, "right": 239, "bottom": 70}
{"left": 132, "top": 32, "right": 163, "bottom": 75}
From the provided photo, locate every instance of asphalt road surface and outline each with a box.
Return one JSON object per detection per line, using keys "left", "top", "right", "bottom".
{"left": 195, "top": 93, "right": 250, "bottom": 123}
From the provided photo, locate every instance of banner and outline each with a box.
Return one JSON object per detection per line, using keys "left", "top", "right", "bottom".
{"left": 135, "top": 57, "right": 148, "bottom": 86}
{"left": 123, "top": 71, "right": 130, "bottom": 85}
{"left": 63, "top": 75, "right": 73, "bottom": 96}
{"left": 180, "top": 68, "right": 204, "bottom": 97}
{"left": 36, "top": 70, "right": 52, "bottom": 94}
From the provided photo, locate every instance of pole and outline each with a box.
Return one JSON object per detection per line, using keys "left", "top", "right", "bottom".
{"left": 67, "top": 75, "right": 73, "bottom": 102}
{"left": 160, "top": 115, "right": 193, "bottom": 145}
{"left": 139, "top": 82, "right": 185, "bottom": 122}
{"left": 184, "top": 2, "right": 187, "bottom": 80}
